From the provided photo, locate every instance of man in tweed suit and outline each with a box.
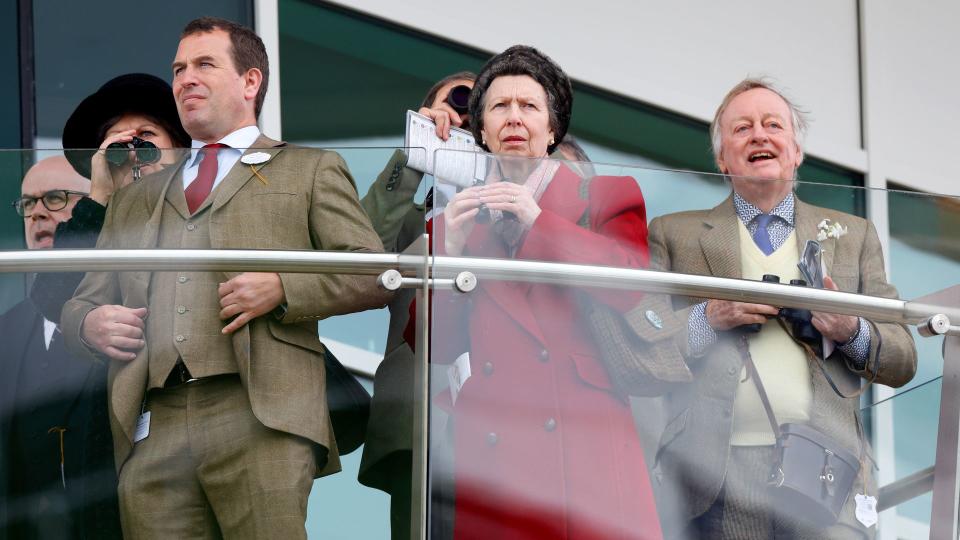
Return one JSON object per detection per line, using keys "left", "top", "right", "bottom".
{"left": 648, "top": 79, "right": 916, "bottom": 539}
{"left": 61, "top": 17, "right": 388, "bottom": 539}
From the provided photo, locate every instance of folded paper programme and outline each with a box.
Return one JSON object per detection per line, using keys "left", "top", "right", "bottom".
{"left": 404, "top": 110, "right": 483, "bottom": 187}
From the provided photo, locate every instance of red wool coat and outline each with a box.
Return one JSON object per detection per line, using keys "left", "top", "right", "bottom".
{"left": 432, "top": 166, "right": 663, "bottom": 540}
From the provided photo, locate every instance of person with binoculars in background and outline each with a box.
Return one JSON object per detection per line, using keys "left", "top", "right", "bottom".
{"left": 358, "top": 70, "right": 476, "bottom": 540}
{"left": 646, "top": 78, "right": 916, "bottom": 540}
{"left": 30, "top": 73, "right": 190, "bottom": 323}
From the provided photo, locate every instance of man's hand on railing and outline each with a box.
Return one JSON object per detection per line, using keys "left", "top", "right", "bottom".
{"left": 81, "top": 305, "right": 147, "bottom": 361}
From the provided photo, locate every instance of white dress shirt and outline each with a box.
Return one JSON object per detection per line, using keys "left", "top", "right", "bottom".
{"left": 182, "top": 125, "right": 262, "bottom": 192}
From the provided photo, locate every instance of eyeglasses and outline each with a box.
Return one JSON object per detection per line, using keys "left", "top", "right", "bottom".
{"left": 12, "top": 190, "right": 89, "bottom": 217}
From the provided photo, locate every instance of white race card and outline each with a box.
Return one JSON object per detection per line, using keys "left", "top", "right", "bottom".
{"left": 447, "top": 352, "right": 472, "bottom": 406}
{"left": 403, "top": 110, "right": 482, "bottom": 185}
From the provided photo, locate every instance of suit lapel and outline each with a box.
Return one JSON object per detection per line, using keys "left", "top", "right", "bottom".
{"left": 465, "top": 223, "right": 548, "bottom": 346}
{"left": 538, "top": 164, "right": 588, "bottom": 224}
{"left": 210, "top": 135, "right": 286, "bottom": 213}
{"left": 122, "top": 157, "right": 187, "bottom": 286}
{"left": 795, "top": 199, "right": 835, "bottom": 275}
{"left": 700, "top": 195, "right": 742, "bottom": 279}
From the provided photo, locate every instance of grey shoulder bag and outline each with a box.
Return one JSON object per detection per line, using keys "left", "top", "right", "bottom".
{"left": 739, "top": 336, "right": 862, "bottom": 528}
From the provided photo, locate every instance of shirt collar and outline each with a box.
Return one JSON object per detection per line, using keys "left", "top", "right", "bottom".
{"left": 733, "top": 191, "right": 795, "bottom": 227}
{"left": 188, "top": 125, "right": 262, "bottom": 165}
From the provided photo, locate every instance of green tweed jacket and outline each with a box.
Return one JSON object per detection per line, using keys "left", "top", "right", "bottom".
{"left": 357, "top": 149, "right": 426, "bottom": 494}
{"left": 61, "top": 135, "right": 391, "bottom": 476}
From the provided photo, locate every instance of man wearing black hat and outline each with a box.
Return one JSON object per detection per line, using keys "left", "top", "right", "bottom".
{"left": 62, "top": 17, "right": 388, "bottom": 539}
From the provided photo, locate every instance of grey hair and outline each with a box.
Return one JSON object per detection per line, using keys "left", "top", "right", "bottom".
{"left": 709, "top": 78, "right": 809, "bottom": 171}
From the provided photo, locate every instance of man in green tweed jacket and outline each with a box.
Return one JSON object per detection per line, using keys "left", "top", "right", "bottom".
{"left": 61, "top": 17, "right": 389, "bottom": 539}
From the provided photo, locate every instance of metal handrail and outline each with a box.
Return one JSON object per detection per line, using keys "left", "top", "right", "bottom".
{"left": 1, "top": 249, "right": 956, "bottom": 330}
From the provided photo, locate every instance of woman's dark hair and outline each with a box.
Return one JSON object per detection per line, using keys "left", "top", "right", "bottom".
{"left": 421, "top": 71, "right": 477, "bottom": 108}
{"left": 95, "top": 113, "right": 192, "bottom": 149}
{"left": 468, "top": 45, "right": 573, "bottom": 155}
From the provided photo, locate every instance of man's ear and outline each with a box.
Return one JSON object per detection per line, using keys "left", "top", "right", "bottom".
{"left": 716, "top": 152, "right": 728, "bottom": 174}
{"left": 243, "top": 68, "right": 263, "bottom": 102}
{"left": 794, "top": 142, "right": 804, "bottom": 168}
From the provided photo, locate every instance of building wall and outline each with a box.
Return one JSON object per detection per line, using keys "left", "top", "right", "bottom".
{"left": 327, "top": 0, "right": 960, "bottom": 196}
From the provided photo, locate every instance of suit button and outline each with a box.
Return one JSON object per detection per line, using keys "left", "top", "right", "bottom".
{"left": 177, "top": 305, "right": 187, "bottom": 314}
{"left": 486, "top": 432, "right": 498, "bottom": 446}
{"left": 727, "top": 366, "right": 738, "bottom": 376}
{"left": 175, "top": 335, "right": 186, "bottom": 343}
{"left": 544, "top": 418, "right": 557, "bottom": 432}
{"left": 186, "top": 223, "right": 196, "bottom": 231}
{"left": 539, "top": 349, "right": 549, "bottom": 362}
{"left": 483, "top": 362, "right": 494, "bottom": 376}
{"left": 177, "top": 275, "right": 188, "bottom": 284}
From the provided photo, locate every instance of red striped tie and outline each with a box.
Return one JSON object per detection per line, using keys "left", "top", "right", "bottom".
{"left": 185, "top": 143, "right": 227, "bottom": 214}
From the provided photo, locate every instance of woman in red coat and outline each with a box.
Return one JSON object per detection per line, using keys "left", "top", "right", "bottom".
{"left": 431, "top": 45, "right": 663, "bottom": 540}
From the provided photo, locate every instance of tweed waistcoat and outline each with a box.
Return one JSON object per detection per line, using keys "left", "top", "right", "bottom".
{"left": 146, "top": 181, "right": 237, "bottom": 389}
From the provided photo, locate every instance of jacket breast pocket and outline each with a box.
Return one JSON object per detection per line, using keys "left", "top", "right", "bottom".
{"left": 829, "top": 263, "right": 860, "bottom": 292}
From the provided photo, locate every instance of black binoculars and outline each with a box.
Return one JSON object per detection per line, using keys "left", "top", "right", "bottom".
{"left": 741, "top": 274, "right": 822, "bottom": 346}
{"left": 470, "top": 179, "right": 492, "bottom": 223}
{"left": 470, "top": 178, "right": 519, "bottom": 225}
{"left": 446, "top": 85, "right": 471, "bottom": 116}
{"left": 105, "top": 136, "right": 160, "bottom": 167}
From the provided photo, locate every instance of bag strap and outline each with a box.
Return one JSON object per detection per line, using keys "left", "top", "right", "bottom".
{"left": 736, "top": 335, "right": 782, "bottom": 441}
{"left": 739, "top": 327, "right": 872, "bottom": 473}
{"left": 776, "top": 318, "right": 881, "bottom": 399}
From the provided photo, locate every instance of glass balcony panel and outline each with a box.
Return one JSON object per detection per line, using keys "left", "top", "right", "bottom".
{"left": 426, "top": 149, "right": 954, "bottom": 539}
{"left": 0, "top": 146, "right": 428, "bottom": 539}
{"left": 862, "top": 377, "right": 942, "bottom": 538}
{"left": 2, "top": 146, "right": 958, "bottom": 538}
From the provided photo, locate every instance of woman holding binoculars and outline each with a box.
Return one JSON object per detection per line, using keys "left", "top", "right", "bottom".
{"left": 432, "top": 45, "right": 663, "bottom": 540}
{"left": 31, "top": 73, "right": 190, "bottom": 322}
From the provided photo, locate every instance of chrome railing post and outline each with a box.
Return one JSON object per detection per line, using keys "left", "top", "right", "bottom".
{"left": 921, "top": 286, "right": 960, "bottom": 540}
{"left": 408, "top": 235, "right": 430, "bottom": 540}
{"left": 930, "top": 334, "right": 960, "bottom": 540}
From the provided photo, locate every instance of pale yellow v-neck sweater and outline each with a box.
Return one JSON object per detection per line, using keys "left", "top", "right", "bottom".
{"left": 730, "top": 220, "right": 813, "bottom": 446}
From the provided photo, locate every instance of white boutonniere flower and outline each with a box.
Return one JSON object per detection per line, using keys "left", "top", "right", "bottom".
{"left": 816, "top": 218, "right": 848, "bottom": 242}
{"left": 241, "top": 152, "right": 271, "bottom": 185}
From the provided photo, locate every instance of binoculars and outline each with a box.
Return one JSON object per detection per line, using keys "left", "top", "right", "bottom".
{"left": 105, "top": 136, "right": 160, "bottom": 168}
{"left": 741, "top": 274, "right": 822, "bottom": 346}
{"left": 446, "top": 85, "right": 471, "bottom": 116}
